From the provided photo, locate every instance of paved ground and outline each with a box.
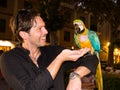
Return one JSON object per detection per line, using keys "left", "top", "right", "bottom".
{"left": 0, "top": 79, "right": 9, "bottom": 90}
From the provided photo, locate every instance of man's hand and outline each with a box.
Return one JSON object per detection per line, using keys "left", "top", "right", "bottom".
{"left": 58, "top": 47, "right": 90, "bottom": 62}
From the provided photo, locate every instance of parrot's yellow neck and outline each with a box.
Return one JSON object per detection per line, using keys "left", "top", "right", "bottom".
{"left": 82, "top": 28, "right": 87, "bottom": 35}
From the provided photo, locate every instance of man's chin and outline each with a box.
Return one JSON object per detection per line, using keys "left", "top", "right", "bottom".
{"left": 40, "top": 42, "right": 47, "bottom": 46}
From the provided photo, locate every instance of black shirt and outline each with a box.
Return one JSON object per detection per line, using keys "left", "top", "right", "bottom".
{"left": 0, "top": 45, "right": 98, "bottom": 90}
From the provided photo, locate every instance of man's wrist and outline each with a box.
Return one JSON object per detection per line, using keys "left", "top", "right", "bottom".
{"left": 69, "top": 72, "right": 81, "bottom": 79}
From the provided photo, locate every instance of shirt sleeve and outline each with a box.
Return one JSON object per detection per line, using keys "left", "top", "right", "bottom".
{"left": 63, "top": 54, "right": 99, "bottom": 75}
{"left": 0, "top": 52, "right": 53, "bottom": 90}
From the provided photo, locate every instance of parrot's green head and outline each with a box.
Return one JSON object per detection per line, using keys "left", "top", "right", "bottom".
{"left": 73, "top": 19, "right": 85, "bottom": 34}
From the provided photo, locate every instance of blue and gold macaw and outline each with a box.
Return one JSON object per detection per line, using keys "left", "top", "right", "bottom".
{"left": 73, "top": 19, "right": 103, "bottom": 90}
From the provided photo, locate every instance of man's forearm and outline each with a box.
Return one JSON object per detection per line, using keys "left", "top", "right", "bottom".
{"left": 74, "top": 66, "right": 91, "bottom": 78}
{"left": 73, "top": 54, "right": 99, "bottom": 77}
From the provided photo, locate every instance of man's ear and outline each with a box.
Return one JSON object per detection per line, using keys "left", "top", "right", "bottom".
{"left": 19, "top": 31, "right": 28, "bottom": 40}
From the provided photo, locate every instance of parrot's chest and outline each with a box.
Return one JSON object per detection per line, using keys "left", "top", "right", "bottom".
{"left": 78, "top": 35, "right": 89, "bottom": 42}
{"left": 76, "top": 35, "right": 92, "bottom": 48}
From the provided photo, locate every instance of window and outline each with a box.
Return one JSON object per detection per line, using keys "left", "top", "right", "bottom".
{"left": 0, "top": 19, "right": 6, "bottom": 33}
{"left": 0, "top": 0, "right": 7, "bottom": 8}
{"left": 64, "top": 31, "right": 70, "bottom": 42}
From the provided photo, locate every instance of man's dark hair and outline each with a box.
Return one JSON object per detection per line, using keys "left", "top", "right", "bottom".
{"left": 10, "top": 9, "right": 40, "bottom": 42}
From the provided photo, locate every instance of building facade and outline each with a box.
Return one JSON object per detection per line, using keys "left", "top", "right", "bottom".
{"left": 0, "top": 0, "right": 24, "bottom": 51}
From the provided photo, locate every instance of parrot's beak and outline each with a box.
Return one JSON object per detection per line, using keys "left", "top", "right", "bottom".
{"left": 74, "top": 24, "right": 85, "bottom": 34}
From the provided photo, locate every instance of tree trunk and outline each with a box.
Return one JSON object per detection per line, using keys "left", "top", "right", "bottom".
{"left": 108, "top": 44, "right": 114, "bottom": 67}
{"left": 108, "top": 26, "right": 115, "bottom": 67}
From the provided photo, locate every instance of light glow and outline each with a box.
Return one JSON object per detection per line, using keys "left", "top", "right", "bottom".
{"left": 0, "top": 40, "right": 15, "bottom": 49}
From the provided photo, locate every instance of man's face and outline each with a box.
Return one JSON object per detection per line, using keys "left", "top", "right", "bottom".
{"left": 27, "top": 16, "right": 48, "bottom": 47}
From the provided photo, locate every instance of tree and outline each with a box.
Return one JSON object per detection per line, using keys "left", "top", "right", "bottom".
{"left": 74, "top": 0, "right": 120, "bottom": 66}
{"left": 37, "top": 0, "right": 65, "bottom": 45}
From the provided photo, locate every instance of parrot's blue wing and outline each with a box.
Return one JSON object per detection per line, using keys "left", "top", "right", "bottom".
{"left": 87, "top": 29, "right": 100, "bottom": 52}
{"left": 88, "top": 30, "right": 103, "bottom": 90}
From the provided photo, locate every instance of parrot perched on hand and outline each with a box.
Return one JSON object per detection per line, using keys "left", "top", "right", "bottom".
{"left": 73, "top": 19, "right": 103, "bottom": 90}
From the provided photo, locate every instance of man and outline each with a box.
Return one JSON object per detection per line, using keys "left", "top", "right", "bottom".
{"left": 0, "top": 9, "right": 98, "bottom": 90}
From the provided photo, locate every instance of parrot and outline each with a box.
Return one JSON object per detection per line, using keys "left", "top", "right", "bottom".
{"left": 73, "top": 19, "right": 103, "bottom": 90}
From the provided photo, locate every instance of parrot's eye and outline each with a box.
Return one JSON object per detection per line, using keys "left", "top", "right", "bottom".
{"left": 74, "top": 27, "right": 80, "bottom": 34}
{"left": 75, "top": 27, "right": 80, "bottom": 32}
{"left": 74, "top": 25, "right": 81, "bottom": 34}
{"left": 74, "top": 26, "right": 85, "bottom": 34}
{"left": 74, "top": 25, "right": 79, "bottom": 30}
